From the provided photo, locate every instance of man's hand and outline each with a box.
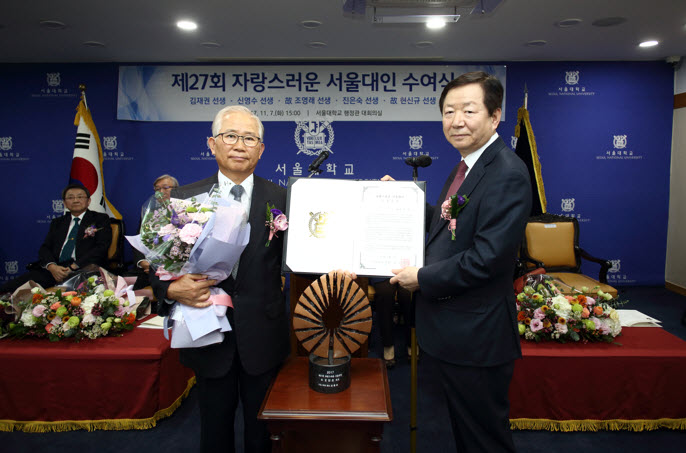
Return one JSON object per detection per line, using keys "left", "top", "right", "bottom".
{"left": 167, "top": 274, "right": 217, "bottom": 308}
{"left": 380, "top": 175, "right": 395, "bottom": 181}
{"left": 335, "top": 269, "right": 357, "bottom": 280}
{"left": 47, "top": 263, "right": 71, "bottom": 283}
{"left": 139, "top": 260, "right": 151, "bottom": 274}
{"left": 390, "top": 266, "right": 419, "bottom": 292}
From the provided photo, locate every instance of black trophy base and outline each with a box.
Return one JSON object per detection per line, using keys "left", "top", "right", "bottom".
{"left": 308, "top": 353, "right": 351, "bottom": 394}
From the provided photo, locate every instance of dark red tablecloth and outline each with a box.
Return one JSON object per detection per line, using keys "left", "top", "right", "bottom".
{"left": 0, "top": 322, "right": 195, "bottom": 432}
{"left": 509, "top": 327, "right": 686, "bottom": 431}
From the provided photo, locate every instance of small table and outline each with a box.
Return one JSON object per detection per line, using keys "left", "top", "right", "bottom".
{"left": 259, "top": 357, "right": 393, "bottom": 453}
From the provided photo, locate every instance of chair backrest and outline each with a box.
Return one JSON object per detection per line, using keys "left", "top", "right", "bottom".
{"left": 522, "top": 213, "right": 581, "bottom": 273}
{"left": 107, "top": 218, "right": 125, "bottom": 273}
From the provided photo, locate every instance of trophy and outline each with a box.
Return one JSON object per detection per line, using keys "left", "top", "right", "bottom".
{"left": 292, "top": 271, "right": 372, "bottom": 393}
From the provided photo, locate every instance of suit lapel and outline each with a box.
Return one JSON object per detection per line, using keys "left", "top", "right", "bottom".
{"left": 426, "top": 137, "right": 504, "bottom": 245}
{"left": 234, "top": 177, "right": 268, "bottom": 286}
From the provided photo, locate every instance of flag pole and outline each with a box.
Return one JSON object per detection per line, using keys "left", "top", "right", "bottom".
{"left": 524, "top": 83, "right": 528, "bottom": 110}
{"left": 79, "top": 84, "right": 88, "bottom": 109}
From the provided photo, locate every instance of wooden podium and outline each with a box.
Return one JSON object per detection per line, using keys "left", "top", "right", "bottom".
{"left": 258, "top": 357, "right": 393, "bottom": 453}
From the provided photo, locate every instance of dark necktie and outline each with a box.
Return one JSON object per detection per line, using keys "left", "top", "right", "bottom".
{"left": 445, "top": 160, "right": 468, "bottom": 199}
{"left": 59, "top": 217, "right": 80, "bottom": 262}
{"left": 230, "top": 184, "right": 244, "bottom": 202}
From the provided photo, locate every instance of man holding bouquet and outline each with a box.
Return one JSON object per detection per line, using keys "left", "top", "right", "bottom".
{"left": 387, "top": 72, "right": 532, "bottom": 452}
{"left": 149, "top": 106, "right": 289, "bottom": 453}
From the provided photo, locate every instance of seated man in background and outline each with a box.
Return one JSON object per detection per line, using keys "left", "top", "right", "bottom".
{"left": 0, "top": 184, "right": 112, "bottom": 294}
{"left": 132, "top": 174, "right": 179, "bottom": 286}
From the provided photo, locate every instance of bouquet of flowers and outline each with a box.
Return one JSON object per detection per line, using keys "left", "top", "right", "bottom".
{"left": 516, "top": 274, "right": 623, "bottom": 343}
{"left": 440, "top": 194, "right": 469, "bottom": 240}
{"left": 126, "top": 186, "right": 251, "bottom": 348}
{"left": 3, "top": 274, "right": 137, "bottom": 342}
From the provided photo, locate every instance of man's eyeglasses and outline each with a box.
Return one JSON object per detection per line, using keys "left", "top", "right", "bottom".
{"left": 154, "top": 185, "right": 174, "bottom": 191}
{"left": 215, "top": 132, "right": 261, "bottom": 148}
{"left": 65, "top": 195, "right": 88, "bottom": 201}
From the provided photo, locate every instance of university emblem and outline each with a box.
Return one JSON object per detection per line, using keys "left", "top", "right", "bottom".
{"left": 294, "top": 121, "right": 334, "bottom": 156}
{"left": 103, "top": 136, "right": 118, "bottom": 150}
{"left": 47, "top": 72, "right": 61, "bottom": 87}
{"left": 409, "top": 136, "right": 423, "bottom": 150}
{"left": 308, "top": 211, "right": 330, "bottom": 238}
{"left": 52, "top": 199, "right": 65, "bottom": 213}
{"left": 561, "top": 198, "right": 575, "bottom": 212}
{"left": 5, "top": 261, "right": 18, "bottom": 275}
{"left": 613, "top": 135, "right": 627, "bottom": 149}
{"left": 0, "top": 137, "right": 12, "bottom": 151}
{"left": 609, "top": 260, "right": 621, "bottom": 273}
{"left": 565, "top": 71, "right": 579, "bottom": 85}
{"left": 510, "top": 136, "right": 518, "bottom": 150}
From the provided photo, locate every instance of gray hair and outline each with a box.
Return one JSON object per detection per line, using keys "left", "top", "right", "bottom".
{"left": 153, "top": 174, "right": 179, "bottom": 188}
{"left": 211, "top": 105, "right": 264, "bottom": 140}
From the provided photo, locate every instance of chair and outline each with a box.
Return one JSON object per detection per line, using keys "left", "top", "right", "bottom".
{"left": 519, "top": 213, "right": 617, "bottom": 297}
{"left": 107, "top": 218, "right": 126, "bottom": 274}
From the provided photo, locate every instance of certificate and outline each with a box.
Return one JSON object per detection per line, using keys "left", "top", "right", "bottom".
{"left": 283, "top": 178, "right": 425, "bottom": 277}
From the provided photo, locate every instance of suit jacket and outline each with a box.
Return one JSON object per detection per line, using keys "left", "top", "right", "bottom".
{"left": 416, "top": 136, "right": 532, "bottom": 367}
{"left": 150, "top": 174, "right": 290, "bottom": 378}
{"left": 38, "top": 209, "right": 112, "bottom": 268}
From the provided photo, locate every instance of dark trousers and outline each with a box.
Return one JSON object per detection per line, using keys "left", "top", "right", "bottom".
{"left": 373, "top": 279, "right": 413, "bottom": 348}
{"left": 0, "top": 269, "right": 57, "bottom": 294}
{"left": 195, "top": 353, "right": 281, "bottom": 453}
{"left": 427, "top": 353, "right": 516, "bottom": 453}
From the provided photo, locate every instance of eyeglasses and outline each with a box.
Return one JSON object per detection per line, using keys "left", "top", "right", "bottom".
{"left": 154, "top": 185, "right": 174, "bottom": 191}
{"left": 215, "top": 132, "right": 261, "bottom": 148}
{"left": 65, "top": 195, "right": 88, "bottom": 201}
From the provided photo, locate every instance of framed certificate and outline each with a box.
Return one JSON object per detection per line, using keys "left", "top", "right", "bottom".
{"left": 283, "top": 177, "right": 426, "bottom": 277}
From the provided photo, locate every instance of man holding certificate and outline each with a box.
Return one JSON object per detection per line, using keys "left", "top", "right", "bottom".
{"left": 387, "top": 72, "right": 531, "bottom": 452}
{"left": 149, "top": 106, "right": 289, "bottom": 453}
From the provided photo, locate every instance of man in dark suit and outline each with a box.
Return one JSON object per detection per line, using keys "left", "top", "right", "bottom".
{"left": 389, "top": 72, "right": 532, "bottom": 452}
{"left": 0, "top": 184, "right": 112, "bottom": 294}
{"left": 149, "top": 106, "right": 289, "bottom": 453}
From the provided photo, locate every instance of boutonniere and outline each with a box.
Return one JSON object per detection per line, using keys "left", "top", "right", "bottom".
{"left": 83, "top": 224, "right": 100, "bottom": 238}
{"left": 265, "top": 203, "right": 288, "bottom": 247}
{"left": 440, "top": 194, "right": 470, "bottom": 240}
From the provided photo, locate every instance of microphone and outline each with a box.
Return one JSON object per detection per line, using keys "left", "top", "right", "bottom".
{"left": 404, "top": 155, "right": 432, "bottom": 168}
{"left": 308, "top": 150, "right": 330, "bottom": 176}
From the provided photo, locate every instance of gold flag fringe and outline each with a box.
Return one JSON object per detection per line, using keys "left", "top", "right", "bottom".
{"left": 514, "top": 106, "right": 547, "bottom": 213}
{"left": 511, "top": 417, "right": 686, "bottom": 432}
{"left": 0, "top": 376, "right": 195, "bottom": 433}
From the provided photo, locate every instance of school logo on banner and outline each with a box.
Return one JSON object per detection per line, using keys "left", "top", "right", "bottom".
{"left": 561, "top": 198, "right": 575, "bottom": 212}
{"left": 295, "top": 121, "right": 335, "bottom": 156}
{"left": 5, "top": 261, "right": 18, "bottom": 275}
{"left": 597, "top": 133, "right": 642, "bottom": 160}
{"left": 510, "top": 136, "right": 518, "bottom": 150}
{"left": 607, "top": 259, "right": 634, "bottom": 284}
{"left": 608, "top": 260, "right": 621, "bottom": 273}
{"left": 548, "top": 70, "right": 595, "bottom": 97}
{"left": 103, "top": 136, "right": 117, "bottom": 150}
{"left": 565, "top": 71, "right": 580, "bottom": 85}
{"left": 102, "top": 136, "right": 132, "bottom": 161}
{"left": 31, "top": 72, "right": 76, "bottom": 98}
{"left": 0, "top": 137, "right": 12, "bottom": 151}
{"left": 409, "top": 136, "right": 423, "bottom": 150}
{"left": 0, "top": 136, "right": 28, "bottom": 161}
{"left": 47, "top": 72, "right": 61, "bottom": 87}
{"left": 38, "top": 200, "right": 64, "bottom": 224}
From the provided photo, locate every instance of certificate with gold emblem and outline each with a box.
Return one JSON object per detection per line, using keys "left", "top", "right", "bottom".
{"left": 283, "top": 177, "right": 426, "bottom": 277}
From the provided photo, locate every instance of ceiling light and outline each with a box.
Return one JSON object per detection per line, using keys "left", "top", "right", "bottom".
{"left": 591, "top": 17, "right": 627, "bottom": 27}
{"left": 555, "top": 18, "right": 583, "bottom": 28}
{"left": 82, "top": 41, "right": 105, "bottom": 48}
{"left": 426, "top": 17, "right": 446, "bottom": 29}
{"left": 301, "top": 20, "right": 322, "bottom": 29}
{"left": 176, "top": 20, "right": 197, "bottom": 31}
{"left": 374, "top": 14, "right": 459, "bottom": 24}
{"left": 200, "top": 42, "right": 221, "bottom": 48}
{"left": 414, "top": 41, "right": 434, "bottom": 48}
{"left": 526, "top": 40, "right": 547, "bottom": 47}
{"left": 639, "top": 40, "right": 659, "bottom": 48}
{"left": 308, "top": 41, "right": 327, "bottom": 48}
{"left": 39, "top": 20, "right": 66, "bottom": 30}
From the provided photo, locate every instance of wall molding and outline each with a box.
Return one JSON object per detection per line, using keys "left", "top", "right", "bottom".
{"left": 666, "top": 281, "right": 686, "bottom": 297}
{"left": 675, "top": 92, "right": 686, "bottom": 109}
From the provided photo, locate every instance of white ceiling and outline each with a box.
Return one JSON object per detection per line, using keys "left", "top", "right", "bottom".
{"left": 1, "top": 0, "right": 685, "bottom": 64}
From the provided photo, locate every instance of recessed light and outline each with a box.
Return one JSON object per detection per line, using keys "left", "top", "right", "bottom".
{"left": 176, "top": 20, "right": 197, "bottom": 31}
{"left": 591, "top": 17, "right": 627, "bottom": 27}
{"left": 426, "top": 17, "right": 446, "bottom": 29}
{"left": 301, "top": 20, "right": 322, "bottom": 29}
{"left": 308, "top": 41, "right": 327, "bottom": 48}
{"left": 82, "top": 41, "right": 105, "bottom": 48}
{"left": 526, "top": 40, "right": 547, "bottom": 47}
{"left": 415, "top": 41, "right": 434, "bottom": 48}
{"left": 200, "top": 42, "right": 221, "bottom": 48}
{"left": 555, "top": 18, "right": 583, "bottom": 28}
{"left": 39, "top": 20, "right": 66, "bottom": 30}
{"left": 639, "top": 40, "right": 659, "bottom": 48}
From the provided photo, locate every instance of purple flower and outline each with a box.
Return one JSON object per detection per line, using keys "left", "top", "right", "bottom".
{"left": 32, "top": 305, "right": 47, "bottom": 317}
{"left": 271, "top": 208, "right": 283, "bottom": 217}
{"left": 530, "top": 318, "right": 543, "bottom": 332}
{"left": 456, "top": 195, "right": 466, "bottom": 206}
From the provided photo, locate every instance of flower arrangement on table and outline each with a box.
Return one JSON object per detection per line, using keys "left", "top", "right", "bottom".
{"left": 126, "top": 187, "right": 251, "bottom": 348}
{"left": 516, "top": 274, "right": 623, "bottom": 343}
{"left": 2, "top": 275, "right": 136, "bottom": 342}
{"left": 440, "top": 194, "right": 469, "bottom": 240}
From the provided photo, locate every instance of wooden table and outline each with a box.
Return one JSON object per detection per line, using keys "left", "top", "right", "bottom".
{"left": 259, "top": 357, "right": 393, "bottom": 453}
